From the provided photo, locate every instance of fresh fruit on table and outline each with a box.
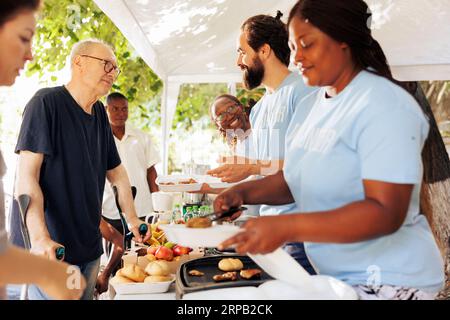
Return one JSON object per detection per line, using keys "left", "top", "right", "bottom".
{"left": 152, "top": 230, "right": 165, "bottom": 240}
{"left": 147, "top": 246, "right": 159, "bottom": 256}
{"left": 146, "top": 223, "right": 168, "bottom": 246}
{"left": 155, "top": 245, "right": 174, "bottom": 261}
{"left": 172, "top": 245, "right": 193, "bottom": 257}
{"left": 164, "top": 242, "right": 176, "bottom": 249}
{"left": 150, "top": 223, "right": 162, "bottom": 232}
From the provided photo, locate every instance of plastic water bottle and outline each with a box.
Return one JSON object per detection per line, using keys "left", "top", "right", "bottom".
{"left": 172, "top": 204, "right": 182, "bottom": 223}
{"left": 192, "top": 206, "right": 199, "bottom": 217}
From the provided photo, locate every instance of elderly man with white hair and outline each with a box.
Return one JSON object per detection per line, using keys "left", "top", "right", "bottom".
{"left": 9, "top": 39, "right": 151, "bottom": 300}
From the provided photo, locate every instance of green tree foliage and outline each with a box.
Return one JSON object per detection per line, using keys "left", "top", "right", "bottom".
{"left": 28, "top": 0, "right": 265, "bottom": 135}
{"left": 28, "top": 0, "right": 163, "bottom": 129}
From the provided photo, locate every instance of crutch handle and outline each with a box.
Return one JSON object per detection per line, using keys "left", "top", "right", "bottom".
{"left": 55, "top": 247, "right": 65, "bottom": 260}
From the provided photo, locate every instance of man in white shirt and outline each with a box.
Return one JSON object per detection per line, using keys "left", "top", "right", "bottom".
{"left": 102, "top": 92, "right": 160, "bottom": 233}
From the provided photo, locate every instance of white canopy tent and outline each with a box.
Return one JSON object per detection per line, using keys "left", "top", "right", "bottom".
{"left": 93, "top": 0, "right": 450, "bottom": 174}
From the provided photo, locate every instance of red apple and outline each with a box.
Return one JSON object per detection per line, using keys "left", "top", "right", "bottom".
{"left": 155, "top": 246, "right": 174, "bottom": 261}
{"left": 173, "top": 245, "right": 193, "bottom": 256}
{"left": 147, "top": 246, "right": 158, "bottom": 255}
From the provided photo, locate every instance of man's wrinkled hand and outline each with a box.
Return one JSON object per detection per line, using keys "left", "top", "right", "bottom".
{"left": 30, "top": 237, "right": 64, "bottom": 260}
{"left": 128, "top": 218, "right": 151, "bottom": 243}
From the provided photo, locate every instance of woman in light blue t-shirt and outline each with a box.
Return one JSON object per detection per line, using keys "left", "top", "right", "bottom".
{"left": 215, "top": 0, "right": 445, "bottom": 300}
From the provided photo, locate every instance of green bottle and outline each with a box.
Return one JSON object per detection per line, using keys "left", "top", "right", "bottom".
{"left": 192, "top": 206, "right": 199, "bottom": 217}
{"left": 184, "top": 207, "right": 192, "bottom": 222}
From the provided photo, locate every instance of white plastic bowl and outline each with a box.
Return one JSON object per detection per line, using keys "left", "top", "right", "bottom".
{"left": 111, "top": 274, "right": 175, "bottom": 295}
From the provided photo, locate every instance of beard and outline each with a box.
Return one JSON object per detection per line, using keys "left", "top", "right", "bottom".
{"left": 242, "top": 57, "right": 264, "bottom": 90}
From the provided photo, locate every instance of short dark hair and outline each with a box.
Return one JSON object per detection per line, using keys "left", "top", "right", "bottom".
{"left": 0, "top": 0, "right": 40, "bottom": 27}
{"left": 210, "top": 94, "right": 241, "bottom": 117}
{"left": 213, "top": 94, "right": 241, "bottom": 106}
{"left": 106, "top": 92, "right": 128, "bottom": 105}
{"left": 241, "top": 11, "right": 291, "bottom": 67}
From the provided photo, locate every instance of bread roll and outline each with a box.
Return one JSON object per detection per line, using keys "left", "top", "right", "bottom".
{"left": 110, "top": 275, "right": 135, "bottom": 284}
{"left": 145, "top": 260, "right": 171, "bottom": 276}
{"left": 116, "top": 268, "right": 125, "bottom": 277}
{"left": 145, "top": 254, "right": 157, "bottom": 262}
{"left": 121, "top": 264, "right": 146, "bottom": 282}
{"left": 144, "top": 275, "right": 173, "bottom": 283}
{"left": 218, "top": 258, "right": 244, "bottom": 271}
{"left": 186, "top": 217, "right": 212, "bottom": 228}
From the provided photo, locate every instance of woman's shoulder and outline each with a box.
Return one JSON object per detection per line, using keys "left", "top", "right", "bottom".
{"left": 355, "top": 71, "right": 425, "bottom": 121}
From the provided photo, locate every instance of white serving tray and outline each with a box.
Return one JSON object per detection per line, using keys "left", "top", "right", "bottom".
{"left": 111, "top": 274, "right": 175, "bottom": 295}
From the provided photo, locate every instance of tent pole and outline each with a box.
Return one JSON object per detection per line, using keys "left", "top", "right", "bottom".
{"left": 161, "top": 80, "right": 181, "bottom": 175}
{"left": 161, "top": 80, "right": 168, "bottom": 175}
{"left": 228, "top": 82, "right": 237, "bottom": 96}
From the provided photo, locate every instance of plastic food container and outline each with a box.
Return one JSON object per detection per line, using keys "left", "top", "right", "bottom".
{"left": 111, "top": 274, "right": 175, "bottom": 295}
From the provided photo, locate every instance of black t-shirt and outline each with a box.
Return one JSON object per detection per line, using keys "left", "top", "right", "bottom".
{"left": 11, "top": 86, "right": 121, "bottom": 264}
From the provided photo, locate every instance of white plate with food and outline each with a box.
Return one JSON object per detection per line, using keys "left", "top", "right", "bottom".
{"left": 156, "top": 175, "right": 202, "bottom": 192}
{"left": 159, "top": 224, "right": 241, "bottom": 248}
{"left": 110, "top": 274, "right": 175, "bottom": 295}
{"left": 156, "top": 174, "right": 238, "bottom": 192}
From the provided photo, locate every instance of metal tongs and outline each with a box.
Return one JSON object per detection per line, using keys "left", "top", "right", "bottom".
{"left": 202, "top": 206, "right": 247, "bottom": 222}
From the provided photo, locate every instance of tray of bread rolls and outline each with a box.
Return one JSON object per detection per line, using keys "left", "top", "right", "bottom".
{"left": 110, "top": 261, "right": 175, "bottom": 295}
{"left": 175, "top": 255, "right": 273, "bottom": 299}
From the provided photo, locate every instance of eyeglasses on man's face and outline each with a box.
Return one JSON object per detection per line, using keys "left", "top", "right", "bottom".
{"left": 213, "top": 103, "right": 242, "bottom": 123}
{"left": 80, "top": 54, "right": 121, "bottom": 77}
